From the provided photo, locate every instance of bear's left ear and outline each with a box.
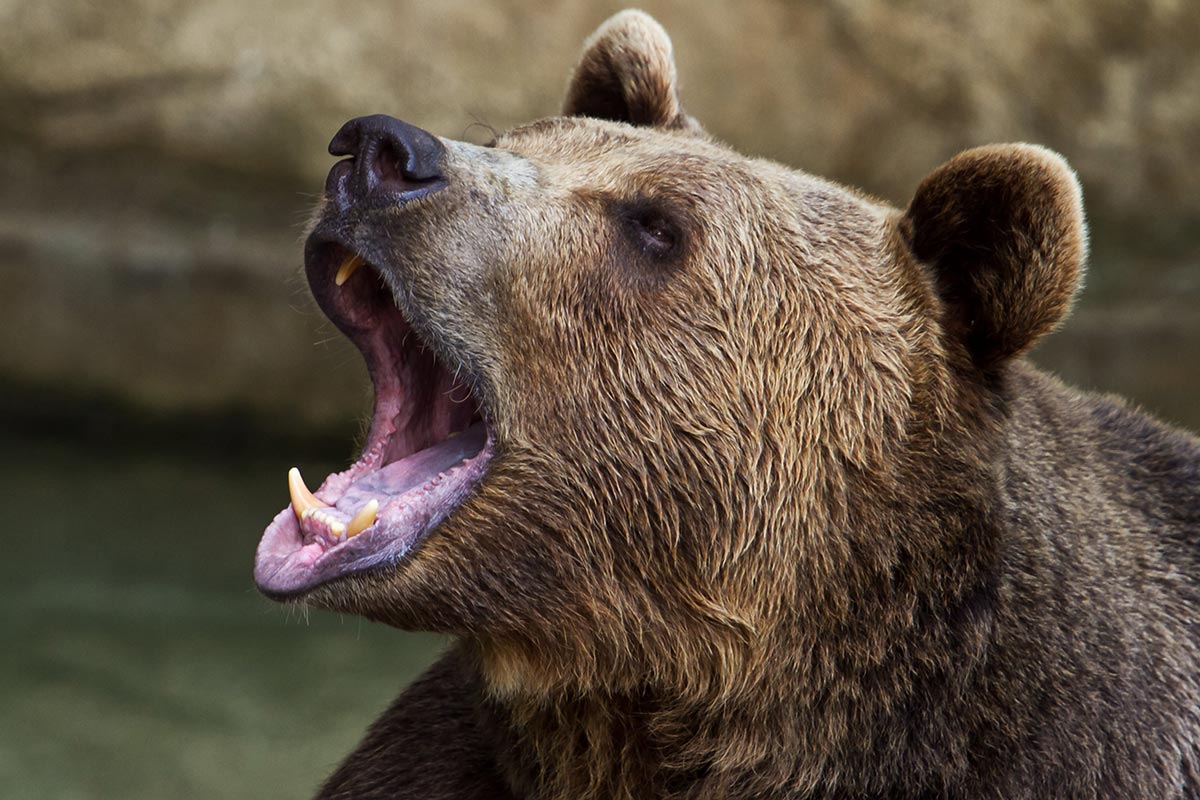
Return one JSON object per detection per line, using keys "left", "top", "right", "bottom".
{"left": 564, "top": 10, "right": 700, "bottom": 132}
{"left": 901, "top": 144, "right": 1088, "bottom": 368}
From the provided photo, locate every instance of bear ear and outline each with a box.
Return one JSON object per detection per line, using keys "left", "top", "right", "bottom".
{"left": 901, "top": 144, "right": 1088, "bottom": 368}
{"left": 564, "top": 10, "right": 700, "bottom": 131}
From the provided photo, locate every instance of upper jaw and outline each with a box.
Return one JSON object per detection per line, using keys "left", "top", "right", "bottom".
{"left": 304, "top": 221, "right": 397, "bottom": 336}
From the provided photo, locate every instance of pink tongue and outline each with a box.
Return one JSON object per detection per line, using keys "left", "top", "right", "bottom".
{"left": 335, "top": 422, "right": 487, "bottom": 510}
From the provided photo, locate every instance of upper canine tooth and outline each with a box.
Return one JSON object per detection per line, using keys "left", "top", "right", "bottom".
{"left": 288, "top": 467, "right": 329, "bottom": 522}
{"left": 346, "top": 498, "right": 379, "bottom": 538}
{"left": 334, "top": 254, "right": 364, "bottom": 286}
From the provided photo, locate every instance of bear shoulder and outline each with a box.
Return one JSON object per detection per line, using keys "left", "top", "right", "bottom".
{"left": 975, "top": 363, "right": 1200, "bottom": 796}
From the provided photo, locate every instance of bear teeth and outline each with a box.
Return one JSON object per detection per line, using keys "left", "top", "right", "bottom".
{"left": 334, "top": 254, "right": 365, "bottom": 286}
{"left": 301, "top": 507, "right": 344, "bottom": 537}
{"left": 346, "top": 499, "right": 379, "bottom": 538}
{"left": 288, "top": 467, "right": 328, "bottom": 518}
{"left": 288, "top": 467, "right": 379, "bottom": 542}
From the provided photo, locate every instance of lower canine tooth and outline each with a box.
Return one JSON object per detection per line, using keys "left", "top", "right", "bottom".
{"left": 346, "top": 499, "right": 379, "bottom": 538}
{"left": 288, "top": 467, "right": 329, "bottom": 522}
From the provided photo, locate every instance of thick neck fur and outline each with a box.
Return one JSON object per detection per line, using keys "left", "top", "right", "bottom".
{"left": 454, "top": 360, "right": 1200, "bottom": 800}
{"left": 469, "top": 363, "right": 1009, "bottom": 800}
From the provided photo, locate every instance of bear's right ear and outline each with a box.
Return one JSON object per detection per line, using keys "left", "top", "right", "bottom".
{"left": 564, "top": 10, "right": 701, "bottom": 132}
{"left": 901, "top": 144, "right": 1088, "bottom": 369}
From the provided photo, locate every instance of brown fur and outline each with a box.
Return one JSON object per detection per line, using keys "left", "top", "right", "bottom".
{"left": 289, "top": 11, "right": 1199, "bottom": 799}
{"left": 901, "top": 143, "right": 1087, "bottom": 367}
{"left": 563, "top": 10, "right": 703, "bottom": 134}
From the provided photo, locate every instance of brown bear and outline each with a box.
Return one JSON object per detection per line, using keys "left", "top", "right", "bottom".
{"left": 253, "top": 10, "right": 1200, "bottom": 799}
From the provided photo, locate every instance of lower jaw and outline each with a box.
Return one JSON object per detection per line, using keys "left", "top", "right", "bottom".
{"left": 254, "top": 421, "right": 493, "bottom": 598}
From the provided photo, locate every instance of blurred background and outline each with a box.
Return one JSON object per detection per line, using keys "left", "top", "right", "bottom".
{"left": 1, "top": 0, "right": 1197, "bottom": 797}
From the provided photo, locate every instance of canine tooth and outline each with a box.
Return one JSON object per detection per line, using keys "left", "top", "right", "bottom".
{"left": 334, "top": 254, "right": 364, "bottom": 286}
{"left": 346, "top": 499, "right": 379, "bottom": 538}
{"left": 288, "top": 467, "right": 329, "bottom": 521}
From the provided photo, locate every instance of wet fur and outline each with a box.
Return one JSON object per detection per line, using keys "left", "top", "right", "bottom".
{"left": 303, "top": 10, "right": 1199, "bottom": 799}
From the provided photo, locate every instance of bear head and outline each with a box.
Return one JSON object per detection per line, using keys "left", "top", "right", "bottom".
{"left": 255, "top": 10, "right": 1087, "bottom": 703}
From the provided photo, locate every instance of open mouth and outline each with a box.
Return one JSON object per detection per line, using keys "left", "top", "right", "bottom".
{"left": 254, "top": 240, "right": 493, "bottom": 598}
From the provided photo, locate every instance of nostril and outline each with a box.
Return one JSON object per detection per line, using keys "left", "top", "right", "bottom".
{"left": 375, "top": 140, "right": 407, "bottom": 186}
{"left": 368, "top": 129, "right": 445, "bottom": 197}
{"left": 369, "top": 139, "right": 428, "bottom": 196}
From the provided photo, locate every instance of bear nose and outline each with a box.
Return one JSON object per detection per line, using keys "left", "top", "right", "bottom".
{"left": 324, "top": 114, "right": 447, "bottom": 208}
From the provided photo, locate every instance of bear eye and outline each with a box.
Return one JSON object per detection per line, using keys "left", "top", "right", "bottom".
{"left": 619, "top": 201, "right": 683, "bottom": 260}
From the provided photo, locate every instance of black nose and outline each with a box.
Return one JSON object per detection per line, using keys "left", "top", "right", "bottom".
{"left": 324, "top": 114, "right": 447, "bottom": 208}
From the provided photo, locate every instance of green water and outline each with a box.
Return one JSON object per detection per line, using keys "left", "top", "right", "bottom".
{"left": 0, "top": 431, "right": 444, "bottom": 799}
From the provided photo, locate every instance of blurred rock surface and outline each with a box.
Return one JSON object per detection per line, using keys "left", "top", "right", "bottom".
{"left": 1, "top": 0, "right": 1197, "bottom": 435}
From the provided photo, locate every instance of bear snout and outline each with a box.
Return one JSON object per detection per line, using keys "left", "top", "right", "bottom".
{"left": 323, "top": 114, "right": 448, "bottom": 212}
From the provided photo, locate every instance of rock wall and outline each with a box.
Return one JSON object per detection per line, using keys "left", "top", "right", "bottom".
{"left": 2, "top": 0, "right": 1198, "bottom": 433}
